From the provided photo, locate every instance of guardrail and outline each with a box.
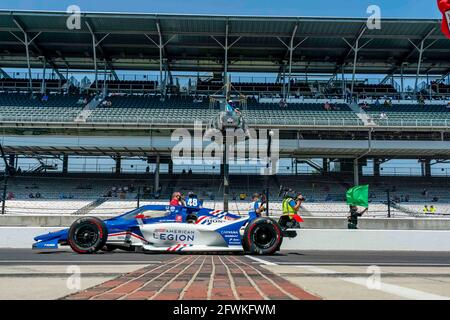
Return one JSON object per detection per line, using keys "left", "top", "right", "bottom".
{"left": 1, "top": 114, "right": 449, "bottom": 128}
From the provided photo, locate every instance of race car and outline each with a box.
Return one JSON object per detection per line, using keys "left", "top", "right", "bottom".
{"left": 32, "top": 195, "right": 297, "bottom": 255}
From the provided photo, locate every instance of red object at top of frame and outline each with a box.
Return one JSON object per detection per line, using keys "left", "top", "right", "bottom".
{"left": 438, "top": 0, "right": 450, "bottom": 38}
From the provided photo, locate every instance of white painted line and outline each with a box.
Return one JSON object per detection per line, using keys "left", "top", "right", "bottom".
{"left": 245, "top": 255, "right": 277, "bottom": 266}
{"left": 296, "top": 265, "right": 450, "bottom": 300}
{"left": 251, "top": 261, "right": 450, "bottom": 300}
{"left": 295, "top": 265, "right": 339, "bottom": 274}
{"left": 343, "top": 277, "right": 450, "bottom": 300}
{"left": 276, "top": 262, "right": 450, "bottom": 267}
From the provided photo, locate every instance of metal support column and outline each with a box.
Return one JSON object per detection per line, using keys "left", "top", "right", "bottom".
{"left": 350, "top": 39, "right": 359, "bottom": 97}
{"left": 86, "top": 22, "right": 110, "bottom": 93}
{"left": 322, "top": 158, "right": 328, "bottom": 175}
{"left": 8, "top": 154, "right": 15, "bottom": 169}
{"left": 11, "top": 19, "right": 42, "bottom": 93}
{"left": 407, "top": 28, "right": 436, "bottom": 95}
{"left": 222, "top": 131, "right": 230, "bottom": 212}
{"left": 414, "top": 40, "right": 424, "bottom": 94}
{"left": 277, "top": 28, "right": 308, "bottom": 99}
{"left": 224, "top": 22, "right": 229, "bottom": 92}
{"left": 374, "top": 158, "right": 380, "bottom": 177}
{"left": 41, "top": 57, "right": 46, "bottom": 94}
{"left": 400, "top": 64, "right": 404, "bottom": 98}
{"left": 146, "top": 23, "right": 176, "bottom": 97}
{"left": 168, "top": 159, "right": 173, "bottom": 175}
{"left": 342, "top": 27, "right": 371, "bottom": 99}
{"left": 353, "top": 158, "right": 359, "bottom": 186}
{"left": 92, "top": 33, "right": 98, "bottom": 90}
{"left": 287, "top": 24, "right": 298, "bottom": 96}
{"left": 157, "top": 24, "right": 164, "bottom": 95}
{"left": 154, "top": 155, "right": 160, "bottom": 194}
{"left": 210, "top": 23, "right": 242, "bottom": 97}
{"left": 62, "top": 155, "right": 69, "bottom": 174}
{"left": 23, "top": 33, "right": 32, "bottom": 92}
{"left": 115, "top": 155, "right": 121, "bottom": 174}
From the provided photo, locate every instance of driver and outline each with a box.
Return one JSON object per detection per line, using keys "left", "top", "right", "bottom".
{"left": 169, "top": 192, "right": 185, "bottom": 206}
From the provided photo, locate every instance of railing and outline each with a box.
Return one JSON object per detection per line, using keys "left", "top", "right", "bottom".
{"left": 1, "top": 113, "right": 450, "bottom": 128}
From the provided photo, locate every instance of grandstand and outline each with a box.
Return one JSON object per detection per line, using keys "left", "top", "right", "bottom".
{"left": 0, "top": 11, "right": 449, "bottom": 222}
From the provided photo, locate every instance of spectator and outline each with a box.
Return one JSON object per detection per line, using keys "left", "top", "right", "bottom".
{"left": 28, "top": 193, "right": 35, "bottom": 199}
{"left": 379, "top": 112, "right": 388, "bottom": 120}
{"left": 418, "top": 95, "right": 425, "bottom": 105}
{"left": 41, "top": 94, "right": 49, "bottom": 102}
{"left": 429, "top": 205, "right": 436, "bottom": 214}
{"left": 423, "top": 205, "right": 429, "bottom": 214}
{"left": 324, "top": 101, "right": 331, "bottom": 111}
{"left": 374, "top": 98, "right": 381, "bottom": 107}
{"left": 239, "top": 192, "right": 247, "bottom": 201}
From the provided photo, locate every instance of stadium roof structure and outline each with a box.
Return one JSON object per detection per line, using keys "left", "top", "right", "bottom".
{"left": 0, "top": 10, "right": 449, "bottom": 77}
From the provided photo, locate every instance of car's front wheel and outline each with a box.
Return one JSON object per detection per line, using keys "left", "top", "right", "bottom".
{"left": 243, "top": 217, "right": 283, "bottom": 255}
{"left": 68, "top": 217, "right": 108, "bottom": 254}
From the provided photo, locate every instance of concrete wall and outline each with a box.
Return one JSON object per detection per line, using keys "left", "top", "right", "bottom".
{"left": 2, "top": 215, "right": 450, "bottom": 230}
{"left": 2, "top": 227, "right": 450, "bottom": 251}
{"left": 282, "top": 229, "right": 450, "bottom": 252}
{"left": 303, "top": 217, "right": 450, "bottom": 230}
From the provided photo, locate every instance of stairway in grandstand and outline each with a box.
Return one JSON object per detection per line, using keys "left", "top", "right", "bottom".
{"left": 348, "top": 102, "right": 375, "bottom": 126}
{"left": 74, "top": 95, "right": 102, "bottom": 123}
{"left": 389, "top": 201, "right": 419, "bottom": 217}
{"left": 73, "top": 197, "right": 109, "bottom": 215}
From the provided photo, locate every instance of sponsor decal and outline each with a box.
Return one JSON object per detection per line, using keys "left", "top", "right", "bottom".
{"left": 153, "top": 229, "right": 195, "bottom": 242}
{"left": 176, "top": 215, "right": 182, "bottom": 222}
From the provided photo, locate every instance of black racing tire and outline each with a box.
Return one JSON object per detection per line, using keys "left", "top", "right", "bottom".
{"left": 68, "top": 217, "right": 108, "bottom": 254}
{"left": 243, "top": 217, "right": 283, "bottom": 255}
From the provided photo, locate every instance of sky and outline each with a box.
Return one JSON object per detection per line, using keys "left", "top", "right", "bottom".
{"left": 0, "top": 0, "right": 442, "bottom": 18}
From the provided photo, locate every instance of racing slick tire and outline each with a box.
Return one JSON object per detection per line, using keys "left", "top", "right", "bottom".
{"left": 68, "top": 217, "right": 108, "bottom": 254}
{"left": 243, "top": 217, "right": 283, "bottom": 255}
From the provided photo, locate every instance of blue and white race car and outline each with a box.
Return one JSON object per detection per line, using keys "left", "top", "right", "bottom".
{"left": 33, "top": 195, "right": 297, "bottom": 255}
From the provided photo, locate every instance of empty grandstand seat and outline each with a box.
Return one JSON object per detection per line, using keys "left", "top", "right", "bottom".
{"left": 0, "top": 93, "right": 84, "bottom": 122}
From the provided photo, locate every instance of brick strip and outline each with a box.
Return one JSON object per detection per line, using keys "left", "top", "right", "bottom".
{"left": 231, "top": 256, "right": 321, "bottom": 300}
{"left": 119, "top": 256, "right": 196, "bottom": 300}
{"left": 150, "top": 256, "right": 202, "bottom": 300}
{"left": 223, "top": 255, "right": 268, "bottom": 300}
{"left": 64, "top": 255, "right": 321, "bottom": 300}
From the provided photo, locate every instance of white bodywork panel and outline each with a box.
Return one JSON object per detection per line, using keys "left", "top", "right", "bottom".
{"left": 139, "top": 218, "right": 247, "bottom": 252}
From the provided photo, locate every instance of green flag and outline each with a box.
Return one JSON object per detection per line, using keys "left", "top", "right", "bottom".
{"left": 346, "top": 185, "right": 369, "bottom": 208}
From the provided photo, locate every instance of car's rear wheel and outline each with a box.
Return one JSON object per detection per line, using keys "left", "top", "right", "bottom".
{"left": 243, "top": 218, "right": 283, "bottom": 255}
{"left": 68, "top": 217, "right": 108, "bottom": 254}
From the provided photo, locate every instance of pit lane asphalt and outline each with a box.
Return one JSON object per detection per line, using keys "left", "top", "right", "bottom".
{"left": 1, "top": 249, "right": 450, "bottom": 266}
